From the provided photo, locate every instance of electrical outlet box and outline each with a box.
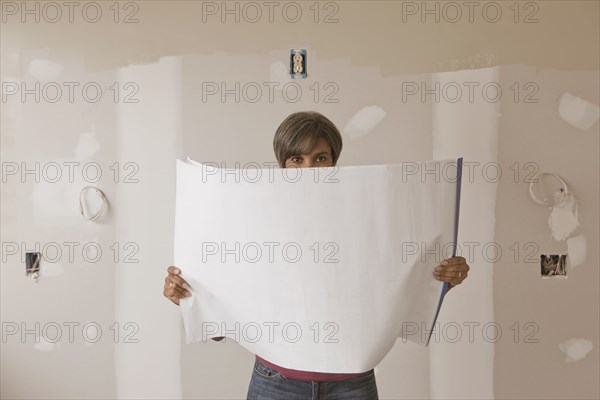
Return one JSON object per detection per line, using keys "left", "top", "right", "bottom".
{"left": 290, "top": 49, "right": 307, "bottom": 79}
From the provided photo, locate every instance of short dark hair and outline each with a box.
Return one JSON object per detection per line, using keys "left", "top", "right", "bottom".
{"left": 273, "top": 111, "right": 343, "bottom": 168}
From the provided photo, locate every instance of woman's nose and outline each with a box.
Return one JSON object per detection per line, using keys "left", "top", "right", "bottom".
{"left": 297, "top": 160, "right": 315, "bottom": 168}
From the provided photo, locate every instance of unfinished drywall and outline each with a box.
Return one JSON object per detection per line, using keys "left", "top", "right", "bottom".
{"left": 1, "top": 1, "right": 598, "bottom": 399}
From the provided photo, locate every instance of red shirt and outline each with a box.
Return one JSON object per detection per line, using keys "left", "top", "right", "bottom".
{"left": 255, "top": 355, "right": 371, "bottom": 382}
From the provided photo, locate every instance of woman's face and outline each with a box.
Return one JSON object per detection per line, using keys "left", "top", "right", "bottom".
{"left": 284, "top": 138, "right": 334, "bottom": 168}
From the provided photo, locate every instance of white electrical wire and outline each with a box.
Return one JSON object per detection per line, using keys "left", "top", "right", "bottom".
{"left": 528, "top": 172, "right": 568, "bottom": 206}
{"left": 79, "top": 186, "right": 109, "bottom": 221}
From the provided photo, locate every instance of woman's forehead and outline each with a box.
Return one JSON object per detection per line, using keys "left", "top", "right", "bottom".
{"left": 299, "top": 137, "right": 331, "bottom": 154}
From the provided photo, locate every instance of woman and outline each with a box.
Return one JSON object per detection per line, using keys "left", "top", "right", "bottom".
{"left": 163, "top": 111, "right": 470, "bottom": 399}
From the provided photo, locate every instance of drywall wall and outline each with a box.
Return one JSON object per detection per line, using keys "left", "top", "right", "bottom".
{"left": 1, "top": 1, "right": 598, "bottom": 399}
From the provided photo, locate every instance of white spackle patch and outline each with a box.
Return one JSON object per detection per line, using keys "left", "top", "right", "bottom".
{"left": 548, "top": 193, "right": 579, "bottom": 241}
{"left": 34, "top": 336, "right": 61, "bottom": 352}
{"left": 28, "top": 59, "right": 64, "bottom": 82}
{"left": 566, "top": 235, "right": 587, "bottom": 269}
{"left": 74, "top": 125, "right": 100, "bottom": 160}
{"left": 343, "top": 106, "right": 387, "bottom": 139}
{"left": 559, "top": 92, "right": 600, "bottom": 131}
{"left": 31, "top": 180, "right": 76, "bottom": 219}
{"left": 268, "top": 61, "right": 290, "bottom": 88}
{"left": 40, "top": 260, "right": 65, "bottom": 277}
{"left": 30, "top": 157, "right": 88, "bottom": 222}
{"left": 559, "top": 338, "right": 593, "bottom": 363}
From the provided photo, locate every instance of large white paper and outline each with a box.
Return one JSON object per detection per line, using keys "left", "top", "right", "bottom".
{"left": 175, "top": 158, "right": 462, "bottom": 373}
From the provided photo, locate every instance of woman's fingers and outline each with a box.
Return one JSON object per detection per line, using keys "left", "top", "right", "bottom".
{"left": 167, "top": 280, "right": 190, "bottom": 297}
{"left": 440, "top": 256, "right": 468, "bottom": 268}
{"left": 164, "top": 273, "right": 190, "bottom": 291}
{"left": 163, "top": 286, "right": 179, "bottom": 305}
{"left": 167, "top": 265, "right": 189, "bottom": 286}
{"left": 165, "top": 266, "right": 191, "bottom": 289}
{"left": 163, "top": 284, "right": 190, "bottom": 305}
{"left": 164, "top": 276, "right": 191, "bottom": 296}
{"left": 433, "top": 257, "right": 469, "bottom": 287}
{"left": 164, "top": 266, "right": 192, "bottom": 305}
{"left": 167, "top": 265, "right": 180, "bottom": 275}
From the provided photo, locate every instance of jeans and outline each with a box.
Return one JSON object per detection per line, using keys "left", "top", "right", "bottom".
{"left": 247, "top": 359, "right": 379, "bottom": 400}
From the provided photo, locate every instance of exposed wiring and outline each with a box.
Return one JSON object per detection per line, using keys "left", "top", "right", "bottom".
{"left": 79, "top": 186, "right": 108, "bottom": 221}
{"left": 528, "top": 172, "right": 568, "bottom": 206}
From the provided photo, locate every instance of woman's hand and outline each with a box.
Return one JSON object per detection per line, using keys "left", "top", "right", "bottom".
{"left": 433, "top": 256, "right": 469, "bottom": 290}
{"left": 163, "top": 266, "right": 192, "bottom": 305}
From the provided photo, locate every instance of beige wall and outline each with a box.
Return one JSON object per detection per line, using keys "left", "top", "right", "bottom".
{"left": 1, "top": 1, "right": 598, "bottom": 399}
